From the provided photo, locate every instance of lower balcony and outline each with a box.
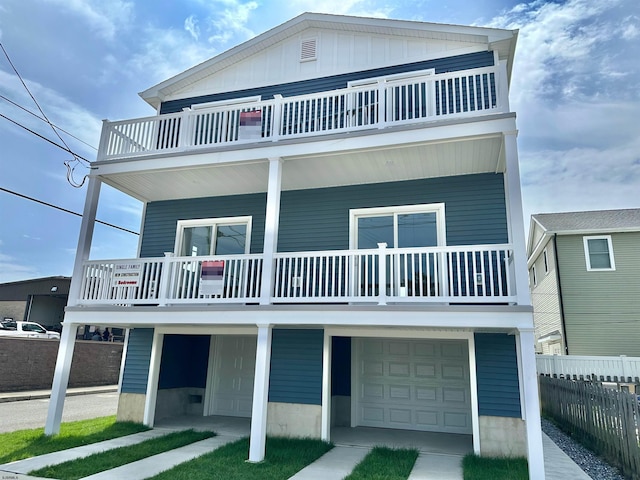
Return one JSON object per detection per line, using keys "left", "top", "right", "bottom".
{"left": 75, "top": 244, "right": 516, "bottom": 307}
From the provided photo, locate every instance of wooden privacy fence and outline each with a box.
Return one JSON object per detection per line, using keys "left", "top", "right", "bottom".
{"left": 540, "top": 375, "right": 640, "bottom": 480}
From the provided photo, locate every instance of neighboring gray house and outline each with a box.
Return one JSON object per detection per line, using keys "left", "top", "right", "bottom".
{"left": 45, "top": 13, "right": 545, "bottom": 479}
{"left": 527, "top": 209, "right": 640, "bottom": 356}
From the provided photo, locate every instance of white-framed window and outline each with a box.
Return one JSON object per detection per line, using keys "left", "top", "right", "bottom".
{"left": 174, "top": 216, "right": 252, "bottom": 257}
{"left": 583, "top": 235, "right": 615, "bottom": 271}
{"left": 349, "top": 203, "right": 446, "bottom": 249}
{"left": 543, "top": 248, "right": 549, "bottom": 275}
{"left": 531, "top": 265, "right": 537, "bottom": 287}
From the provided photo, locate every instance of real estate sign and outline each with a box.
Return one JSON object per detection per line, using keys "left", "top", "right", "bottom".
{"left": 200, "top": 260, "right": 225, "bottom": 296}
{"left": 113, "top": 263, "right": 142, "bottom": 287}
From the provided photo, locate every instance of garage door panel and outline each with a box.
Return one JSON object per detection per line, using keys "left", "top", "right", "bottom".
{"left": 357, "top": 338, "right": 471, "bottom": 434}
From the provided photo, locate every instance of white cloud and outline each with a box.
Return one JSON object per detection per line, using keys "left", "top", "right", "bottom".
{"left": 621, "top": 16, "right": 639, "bottom": 39}
{"left": 42, "top": 0, "right": 135, "bottom": 41}
{"left": 205, "top": 0, "right": 259, "bottom": 45}
{"left": 185, "top": 15, "right": 200, "bottom": 41}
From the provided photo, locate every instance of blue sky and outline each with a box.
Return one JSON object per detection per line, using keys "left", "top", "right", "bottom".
{"left": 0, "top": 0, "right": 638, "bottom": 283}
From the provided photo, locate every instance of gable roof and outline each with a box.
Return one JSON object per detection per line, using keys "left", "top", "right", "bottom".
{"left": 527, "top": 208, "right": 640, "bottom": 264}
{"left": 140, "top": 12, "right": 518, "bottom": 109}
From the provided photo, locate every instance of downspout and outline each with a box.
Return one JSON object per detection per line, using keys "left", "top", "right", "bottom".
{"left": 553, "top": 234, "right": 569, "bottom": 355}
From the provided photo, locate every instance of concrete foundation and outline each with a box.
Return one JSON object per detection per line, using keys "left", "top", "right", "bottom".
{"left": 267, "top": 402, "right": 321, "bottom": 437}
{"left": 155, "top": 388, "right": 205, "bottom": 421}
{"left": 117, "top": 393, "right": 146, "bottom": 423}
{"left": 479, "top": 415, "right": 527, "bottom": 457}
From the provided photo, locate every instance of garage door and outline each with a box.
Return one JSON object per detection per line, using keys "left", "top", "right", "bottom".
{"left": 356, "top": 338, "right": 471, "bottom": 434}
{"left": 210, "top": 335, "right": 256, "bottom": 417}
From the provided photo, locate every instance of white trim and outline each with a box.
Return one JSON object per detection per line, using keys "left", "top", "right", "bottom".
{"left": 191, "top": 95, "right": 262, "bottom": 110}
{"left": 349, "top": 203, "right": 446, "bottom": 249}
{"left": 583, "top": 235, "right": 615, "bottom": 271}
{"left": 143, "top": 330, "right": 164, "bottom": 427}
{"left": 321, "top": 330, "right": 331, "bottom": 441}
{"left": 174, "top": 216, "right": 252, "bottom": 256}
{"left": 347, "top": 68, "right": 436, "bottom": 87}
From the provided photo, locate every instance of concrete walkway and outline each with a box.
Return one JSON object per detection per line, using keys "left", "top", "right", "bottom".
{"left": 543, "top": 433, "right": 591, "bottom": 480}
{"left": 288, "top": 445, "right": 370, "bottom": 479}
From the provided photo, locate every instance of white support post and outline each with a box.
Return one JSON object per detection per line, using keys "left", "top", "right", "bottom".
{"left": 377, "top": 243, "right": 387, "bottom": 305}
{"left": 517, "top": 328, "right": 546, "bottom": 480}
{"left": 67, "top": 176, "right": 102, "bottom": 306}
{"left": 467, "top": 333, "right": 481, "bottom": 455}
{"left": 44, "top": 322, "right": 79, "bottom": 435}
{"left": 248, "top": 324, "right": 273, "bottom": 462}
{"left": 259, "top": 158, "right": 283, "bottom": 305}
{"left": 321, "top": 330, "right": 332, "bottom": 441}
{"left": 503, "top": 132, "right": 531, "bottom": 306}
{"left": 117, "top": 328, "right": 130, "bottom": 394}
{"left": 143, "top": 330, "right": 164, "bottom": 427}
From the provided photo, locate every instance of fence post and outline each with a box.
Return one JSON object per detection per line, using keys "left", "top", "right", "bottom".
{"left": 621, "top": 355, "right": 630, "bottom": 382}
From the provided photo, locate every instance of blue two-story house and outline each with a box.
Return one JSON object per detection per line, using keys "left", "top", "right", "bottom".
{"left": 46, "top": 13, "right": 544, "bottom": 478}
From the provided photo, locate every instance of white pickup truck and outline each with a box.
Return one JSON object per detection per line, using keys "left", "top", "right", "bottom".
{"left": 0, "top": 320, "right": 61, "bottom": 339}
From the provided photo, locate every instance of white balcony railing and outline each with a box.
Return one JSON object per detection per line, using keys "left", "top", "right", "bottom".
{"left": 97, "top": 65, "right": 506, "bottom": 161}
{"left": 75, "top": 244, "right": 515, "bottom": 306}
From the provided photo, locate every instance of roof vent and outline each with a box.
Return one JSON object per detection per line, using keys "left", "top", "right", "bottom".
{"left": 300, "top": 38, "right": 317, "bottom": 62}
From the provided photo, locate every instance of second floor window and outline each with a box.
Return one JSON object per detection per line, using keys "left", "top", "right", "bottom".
{"left": 583, "top": 235, "right": 615, "bottom": 271}
{"left": 175, "top": 217, "right": 252, "bottom": 256}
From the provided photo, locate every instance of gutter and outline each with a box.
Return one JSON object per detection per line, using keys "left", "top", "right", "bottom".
{"left": 553, "top": 234, "right": 569, "bottom": 355}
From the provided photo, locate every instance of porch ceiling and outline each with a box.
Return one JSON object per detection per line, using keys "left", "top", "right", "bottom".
{"left": 101, "top": 135, "right": 503, "bottom": 202}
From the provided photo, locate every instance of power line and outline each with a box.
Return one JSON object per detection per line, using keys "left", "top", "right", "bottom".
{"left": 0, "top": 94, "right": 97, "bottom": 151}
{"left": 0, "top": 112, "right": 93, "bottom": 164}
{"left": 0, "top": 186, "right": 139, "bottom": 236}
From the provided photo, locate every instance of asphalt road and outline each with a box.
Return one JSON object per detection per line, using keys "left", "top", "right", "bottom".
{"left": 0, "top": 392, "right": 119, "bottom": 433}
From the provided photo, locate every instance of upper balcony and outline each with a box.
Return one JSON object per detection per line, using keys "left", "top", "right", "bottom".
{"left": 97, "top": 65, "right": 509, "bottom": 164}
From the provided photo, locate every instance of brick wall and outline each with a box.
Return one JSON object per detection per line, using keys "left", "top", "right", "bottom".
{"left": 0, "top": 338, "right": 123, "bottom": 392}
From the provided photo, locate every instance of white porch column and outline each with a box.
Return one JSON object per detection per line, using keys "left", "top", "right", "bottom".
{"left": 248, "top": 324, "right": 273, "bottom": 462}
{"left": 321, "top": 330, "right": 332, "bottom": 441}
{"left": 259, "top": 158, "right": 283, "bottom": 305}
{"left": 517, "top": 328, "right": 545, "bottom": 480}
{"left": 143, "top": 330, "right": 164, "bottom": 427}
{"left": 45, "top": 175, "right": 101, "bottom": 435}
{"left": 44, "top": 322, "right": 79, "bottom": 435}
{"left": 503, "top": 132, "right": 531, "bottom": 306}
{"left": 67, "top": 175, "right": 102, "bottom": 306}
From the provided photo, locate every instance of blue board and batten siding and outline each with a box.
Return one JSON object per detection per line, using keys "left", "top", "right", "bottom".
{"left": 269, "top": 329, "right": 323, "bottom": 405}
{"left": 140, "top": 173, "right": 507, "bottom": 257}
{"left": 120, "top": 328, "right": 154, "bottom": 394}
{"left": 474, "top": 333, "right": 521, "bottom": 418}
{"left": 160, "top": 51, "right": 495, "bottom": 114}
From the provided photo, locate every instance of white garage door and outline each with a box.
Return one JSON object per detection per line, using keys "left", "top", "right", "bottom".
{"left": 210, "top": 335, "right": 256, "bottom": 417}
{"left": 356, "top": 338, "right": 471, "bottom": 434}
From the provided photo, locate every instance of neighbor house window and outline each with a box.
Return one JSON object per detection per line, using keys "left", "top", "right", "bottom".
{"left": 531, "top": 265, "right": 537, "bottom": 287}
{"left": 543, "top": 248, "right": 549, "bottom": 275}
{"left": 175, "top": 217, "right": 252, "bottom": 256}
{"left": 583, "top": 235, "right": 615, "bottom": 271}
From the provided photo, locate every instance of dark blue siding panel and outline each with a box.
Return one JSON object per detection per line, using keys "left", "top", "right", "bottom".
{"left": 139, "top": 174, "right": 507, "bottom": 256}
{"left": 121, "top": 328, "right": 154, "bottom": 394}
{"left": 475, "top": 333, "right": 521, "bottom": 418}
{"left": 278, "top": 173, "right": 507, "bottom": 251}
{"left": 331, "top": 337, "right": 351, "bottom": 396}
{"left": 160, "top": 51, "right": 494, "bottom": 114}
{"left": 269, "top": 329, "right": 323, "bottom": 405}
{"left": 140, "top": 193, "right": 266, "bottom": 258}
{"left": 158, "top": 335, "right": 209, "bottom": 389}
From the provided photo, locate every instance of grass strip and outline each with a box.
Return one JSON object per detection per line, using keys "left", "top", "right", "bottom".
{"left": 30, "top": 429, "right": 214, "bottom": 480}
{"left": 462, "top": 454, "right": 529, "bottom": 480}
{"left": 0, "top": 416, "right": 149, "bottom": 464}
{"left": 149, "top": 436, "right": 332, "bottom": 480}
{"left": 344, "top": 446, "right": 419, "bottom": 480}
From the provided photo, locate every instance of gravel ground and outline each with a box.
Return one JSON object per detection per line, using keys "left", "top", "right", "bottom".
{"left": 542, "top": 418, "right": 627, "bottom": 480}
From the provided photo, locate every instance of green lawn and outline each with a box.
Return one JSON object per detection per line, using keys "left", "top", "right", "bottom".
{"left": 30, "top": 429, "right": 214, "bottom": 480}
{"left": 0, "top": 416, "right": 149, "bottom": 464}
{"left": 462, "top": 454, "right": 529, "bottom": 480}
{"left": 148, "top": 437, "right": 333, "bottom": 480}
{"left": 344, "top": 446, "right": 419, "bottom": 480}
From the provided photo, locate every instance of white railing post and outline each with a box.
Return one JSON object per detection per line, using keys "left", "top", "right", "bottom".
{"left": 96, "top": 119, "right": 110, "bottom": 161}
{"left": 377, "top": 243, "right": 387, "bottom": 305}
{"left": 377, "top": 80, "right": 387, "bottom": 129}
{"left": 179, "top": 108, "right": 192, "bottom": 149}
{"left": 271, "top": 95, "right": 283, "bottom": 142}
{"left": 157, "top": 252, "right": 174, "bottom": 306}
{"left": 497, "top": 60, "right": 510, "bottom": 112}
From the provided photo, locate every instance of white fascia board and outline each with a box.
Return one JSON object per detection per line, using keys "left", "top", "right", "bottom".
{"left": 93, "top": 114, "right": 517, "bottom": 177}
{"left": 63, "top": 305, "right": 534, "bottom": 330}
{"left": 551, "top": 227, "right": 640, "bottom": 236}
{"left": 527, "top": 232, "right": 551, "bottom": 269}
